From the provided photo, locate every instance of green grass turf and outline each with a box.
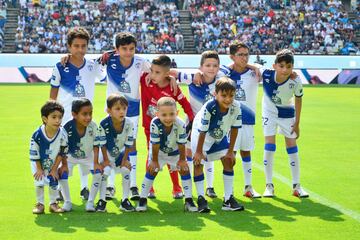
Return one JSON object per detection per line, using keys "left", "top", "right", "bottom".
{"left": 0, "top": 84, "right": 359, "bottom": 239}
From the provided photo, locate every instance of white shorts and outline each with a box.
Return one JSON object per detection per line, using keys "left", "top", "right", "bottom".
{"left": 96, "top": 149, "right": 128, "bottom": 175}
{"left": 149, "top": 151, "right": 180, "bottom": 172}
{"left": 67, "top": 155, "right": 93, "bottom": 176}
{"left": 191, "top": 131, "right": 229, "bottom": 163}
{"left": 30, "top": 161, "right": 67, "bottom": 187}
{"left": 262, "top": 113, "right": 297, "bottom": 138}
{"left": 234, "top": 125, "right": 255, "bottom": 151}
{"left": 127, "top": 115, "right": 139, "bottom": 140}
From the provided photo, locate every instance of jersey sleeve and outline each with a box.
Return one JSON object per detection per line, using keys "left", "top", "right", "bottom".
{"left": 97, "top": 124, "right": 107, "bottom": 146}
{"left": 177, "top": 71, "right": 194, "bottom": 85}
{"left": 91, "top": 122, "right": 100, "bottom": 147}
{"left": 294, "top": 77, "right": 304, "bottom": 97}
{"left": 198, "top": 107, "right": 212, "bottom": 132}
{"left": 29, "top": 136, "right": 40, "bottom": 161}
{"left": 150, "top": 121, "right": 160, "bottom": 144}
{"left": 59, "top": 129, "right": 69, "bottom": 156}
{"left": 141, "top": 59, "right": 151, "bottom": 73}
{"left": 124, "top": 121, "right": 134, "bottom": 148}
{"left": 94, "top": 61, "right": 107, "bottom": 82}
{"left": 50, "top": 64, "right": 61, "bottom": 88}
{"left": 231, "top": 106, "right": 242, "bottom": 129}
{"left": 176, "top": 88, "right": 195, "bottom": 121}
{"left": 176, "top": 120, "right": 187, "bottom": 145}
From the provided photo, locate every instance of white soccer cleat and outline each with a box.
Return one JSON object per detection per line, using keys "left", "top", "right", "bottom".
{"left": 136, "top": 198, "right": 148, "bottom": 212}
{"left": 62, "top": 201, "right": 72, "bottom": 212}
{"left": 293, "top": 184, "right": 309, "bottom": 198}
{"left": 263, "top": 183, "right": 275, "bottom": 197}
{"left": 244, "top": 185, "right": 261, "bottom": 198}
{"left": 85, "top": 201, "right": 95, "bottom": 212}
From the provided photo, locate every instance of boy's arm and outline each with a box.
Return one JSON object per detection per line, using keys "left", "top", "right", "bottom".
{"left": 121, "top": 147, "right": 132, "bottom": 170}
{"left": 30, "top": 137, "right": 44, "bottom": 180}
{"left": 293, "top": 97, "right": 302, "bottom": 139}
{"left": 193, "top": 132, "right": 206, "bottom": 166}
{"left": 33, "top": 161, "right": 44, "bottom": 181}
{"left": 246, "top": 63, "right": 262, "bottom": 82}
{"left": 93, "top": 146, "right": 102, "bottom": 173}
{"left": 149, "top": 143, "right": 160, "bottom": 175}
{"left": 49, "top": 65, "right": 61, "bottom": 100}
{"left": 101, "top": 146, "right": 111, "bottom": 167}
{"left": 176, "top": 88, "right": 195, "bottom": 121}
{"left": 177, "top": 143, "right": 189, "bottom": 172}
{"left": 222, "top": 127, "right": 238, "bottom": 167}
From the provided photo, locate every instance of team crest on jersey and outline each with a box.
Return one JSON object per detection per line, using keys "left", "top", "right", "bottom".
{"left": 74, "top": 82, "right": 85, "bottom": 97}
{"left": 204, "top": 93, "right": 213, "bottom": 102}
{"left": 235, "top": 88, "right": 246, "bottom": 101}
{"left": 210, "top": 128, "right": 223, "bottom": 140}
{"left": 110, "top": 145, "right": 120, "bottom": 158}
{"left": 147, "top": 105, "right": 157, "bottom": 118}
{"left": 118, "top": 80, "right": 131, "bottom": 93}
{"left": 72, "top": 149, "right": 86, "bottom": 159}
{"left": 42, "top": 157, "right": 54, "bottom": 171}
{"left": 271, "top": 95, "right": 282, "bottom": 104}
{"left": 161, "top": 145, "right": 174, "bottom": 154}
{"left": 87, "top": 64, "right": 94, "bottom": 71}
{"left": 289, "top": 83, "right": 295, "bottom": 89}
{"left": 135, "top": 62, "right": 141, "bottom": 69}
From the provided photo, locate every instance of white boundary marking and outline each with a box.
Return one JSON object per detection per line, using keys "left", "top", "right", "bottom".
{"left": 253, "top": 162, "right": 360, "bottom": 223}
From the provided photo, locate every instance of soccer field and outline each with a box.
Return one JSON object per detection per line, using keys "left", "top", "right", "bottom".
{"left": 0, "top": 84, "right": 359, "bottom": 240}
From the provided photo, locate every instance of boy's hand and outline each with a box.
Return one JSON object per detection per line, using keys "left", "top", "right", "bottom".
{"left": 222, "top": 151, "right": 236, "bottom": 167}
{"left": 148, "top": 161, "right": 160, "bottom": 175}
{"left": 93, "top": 162, "right": 103, "bottom": 174}
{"left": 290, "top": 71, "right": 298, "bottom": 80}
{"left": 49, "top": 168, "right": 59, "bottom": 180}
{"left": 102, "top": 160, "right": 111, "bottom": 168}
{"left": 98, "top": 50, "right": 115, "bottom": 66}
{"left": 193, "top": 151, "right": 205, "bottom": 166}
{"left": 169, "top": 75, "right": 178, "bottom": 95}
{"left": 60, "top": 54, "right": 71, "bottom": 66}
{"left": 33, "top": 169, "right": 44, "bottom": 181}
{"left": 58, "top": 164, "right": 68, "bottom": 177}
{"left": 193, "top": 72, "right": 203, "bottom": 86}
{"left": 121, "top": 159, "right": 132, "bottom": 171}
{"left": 291, "top": 123, "right": 300, "bottom": 139}
{"left": 145, "top": 73, "right": 151, "bottom": 86}
{"left": 177, "top": 159, "right": 189, "bottom": 172}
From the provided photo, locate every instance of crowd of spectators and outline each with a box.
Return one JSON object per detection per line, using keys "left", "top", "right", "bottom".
{"left": 0, "top": 1, "right": 7, "bottom": 52}
{"left": 188, "top": 0, "right": 360, "bottom": 55}
{"left": 16, "top": 0, "right": 184, "bottom": 53}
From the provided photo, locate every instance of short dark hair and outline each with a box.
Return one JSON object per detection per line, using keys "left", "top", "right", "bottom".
{"left": 152, "top": 55, "right": 171, "bottom": 69}
{"left": 229, "top": 41, "right": 249, "bottom": 55}
{"left": 215, "top": 77, "right": 236, "bottom": 93}
{"left": 107, "top": 94, "right": 128, "bottom": 109}
{"left": 115, "top": 32, "right": 137, "bottom": 49}
{"left": 275, "top": 49, "right": 294, "bottom": 64}
{"left": 71, "top": 98, "right": 92, "bottom": 114}
{"left": 41, "top": 100, "right": 64, "bottom": 118}
{"left": 67, "top": 27, "right": 90, "bottom": 46}
{"left": 200, "top": 50, "right": 220, "bottom": 66}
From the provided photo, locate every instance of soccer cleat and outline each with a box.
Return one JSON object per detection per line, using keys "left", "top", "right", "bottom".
{"left": 49, "top": 203, "right": 64, "bottom": 213}
{"left": 222, "top": 195, "right": 245, "bottom": 211}
{"left": 105, "top": 187, "right": 116, "bottom": 200}
{"left": 206, "top": 187, "right": 218, "bottom": 198}
{"left": 95, "top": 199, "right": 107, "bottom": 212}
{"left": 147, "top": 191, "right": 156, "bottom": 199}
{"left": 85, "top": 201, "right": 95, "bottom": 212}
{"left": 293, "top": 184, "right": 309, "bottom": 198}
{"left": 173, "top": 191, "right": 184, "bottom": 199}
{"left": 197, "top": 195, "right": 211, "bottom": 213}
{"left": 119, "top": 198, "right": 136, "bottom": 212}
{"left": 184, "top": 198, "right": 198, "bottom": 212}
{"left": 130, "top": 187, "right": 140, "bottom": 201}
{"left": 136, "top": 198, "right": 148, "bottom": 212}
{"left": 263, "top": 183, "right": 275, "bottom": 197}
{"left": 62, "top": 201, "right": 72, "bottom": 212}
{"left": 244, "top": 185, "right": 261, "bottom": 198}
{"left": 32, "top": 203, "right": 44, "bottom": 214}
{"left": 56, "top": 191, "right": 64, "bottom": 202}
{"left": 80, "top": 187, "right": 89, "bottom": 200}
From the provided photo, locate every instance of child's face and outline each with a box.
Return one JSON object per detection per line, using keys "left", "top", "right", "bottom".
{"left": 215, "top": 90, "right": 235, "bottom": 111}
{"left": 68, "top": 38, "right": 87, "bottom": 59}
{"left": 73, "top": 105, "right": 92, "bottom": 127}
{"left": 230, "top": 47, "right": 249, "bottom": 68}
{"left": 42, "top": 110, "right": 63, "bottom": 130}
{"left": 273, "top": 61, "right": 293, "bottom": 80}
{"left": 200, "top": 58, "right": 219, "bottom": 81}
{"left": 150, "top": 64, "right": 169, "bottom": 85}
{"left": 116, "top": 43, "right": 136, "bottom": 62}
{"left": 157, "top": 105, "right": 177, "bottom": 127}
{"left": 107, "top": 102, "right": 127, "bottom": 122}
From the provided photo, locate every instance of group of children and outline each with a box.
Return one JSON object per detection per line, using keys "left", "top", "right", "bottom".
{"left": 29, "top": 28, "right": 309, "bottom": 214}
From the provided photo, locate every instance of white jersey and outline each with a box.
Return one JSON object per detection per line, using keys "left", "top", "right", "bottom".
{"left": 29, "top": 125, "right": 68, "bottom": 173}
{"left": 98, "top": 116, "right": 134, "bottom": 163}
{"left": 63, "top": 119, "right": 100, "bottom": 159}
{"left": 50, "top": 59, "right": 106, "bottom": 123}
{"left": 192, "top": 99, "right": 242, "bottom": 151}
{"left": 178, "top": 72, "right": 216, "bottom": 114}
{"left": 149, "top": 117, "right": 187, "bottom": 156}
{"left": 219, "top": 65, "right": 258, "bottom": 125}
{"left": 106, "top": 54, "right": 151, "bottom": 117}
{"left": 261, "top": 69, "right": 303, "bottom": 118}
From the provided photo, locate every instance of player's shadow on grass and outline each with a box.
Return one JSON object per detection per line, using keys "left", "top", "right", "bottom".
{"left": 273, "top": 197, "right": 345, "bottom": 222}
